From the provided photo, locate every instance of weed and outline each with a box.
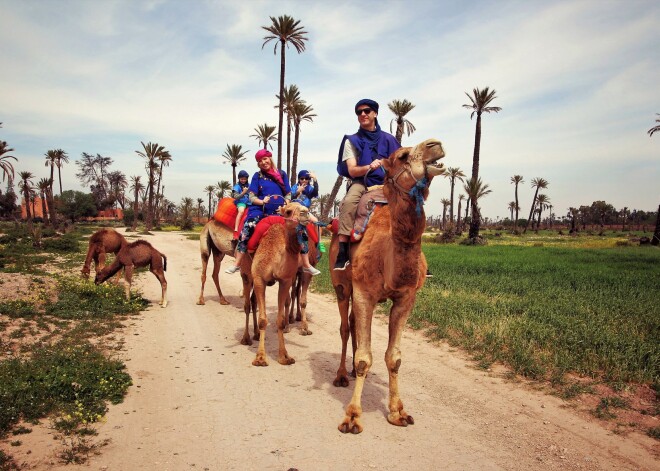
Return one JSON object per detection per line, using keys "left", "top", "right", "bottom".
{"left": 0, "top": 450, "right": 20, "bottom": 471}
{"left": 647, "top": 426, "right": 660, "bottom": 440}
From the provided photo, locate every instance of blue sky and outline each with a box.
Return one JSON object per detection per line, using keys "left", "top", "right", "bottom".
{"left": 1, "top": 0, "right": 658, "bottom": 221}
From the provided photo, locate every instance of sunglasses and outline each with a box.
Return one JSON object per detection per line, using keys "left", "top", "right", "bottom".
{"left": 300, "top": 177, "right": 310, "bottom": 181}
{"left": 356, "top": 108, "right": 373, "bottom": 116}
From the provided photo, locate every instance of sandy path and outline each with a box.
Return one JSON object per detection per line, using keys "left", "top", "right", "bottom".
{"left": 14, "top": 229, "right": 658, "bottom": 470}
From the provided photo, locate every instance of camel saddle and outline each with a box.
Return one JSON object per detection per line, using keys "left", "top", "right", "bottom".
{"left": 246, "top": 216, "right": 319, "bottom": 252}
{"left": 331, "top": 186, "right": 387, "bottom": 242}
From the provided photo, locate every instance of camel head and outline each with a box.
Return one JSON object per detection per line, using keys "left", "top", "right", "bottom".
{"left": 382, "top": 139, "right": 445, "bottom": 203}
{"left": 278, "top": 201, "right": 310, "bottom": 226}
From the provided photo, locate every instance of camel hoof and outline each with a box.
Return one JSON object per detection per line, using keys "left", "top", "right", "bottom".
{"left": 388, "top": 413, "right": 415, "bottom": 427}
{"left": 338, "top": 421, "right": 362, "bottom": 434}
{"left": 299, "top": 328, "right": 312, "bottom": 336}
{"left": 196, "top": 299, "right": 205, "bottom": 305}
{"left": 240, "top": 337, "right": 252, "bottom": 346}
{"left": 296, "top": 315, "right": 302, "bottom": 322}
{"left": 278, "top": 356, "right": 295, "bottom": 366}
{"left": 160, "top": 302, "right": 167, "bottom": 308}
{"left": 333, "top": 376, "right": 350, "bottom": 388}
{"left": 283, "top": 325, "right": 291, "bottom": 334}
{"left": 252, "top": 333, "right": 259, "bottom": 341}
{"left": 252, "top": 357, "right": 268, "bottom": 367}
{"left": 338, "top": 423, "right": 350, "bottom": 434}
{"left": 219, "top": 297, "right": 230, "bottom": 305}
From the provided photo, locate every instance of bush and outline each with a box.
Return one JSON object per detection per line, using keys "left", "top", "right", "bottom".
{"left": 41, "top": 233, "right": 80, "bottom": 253}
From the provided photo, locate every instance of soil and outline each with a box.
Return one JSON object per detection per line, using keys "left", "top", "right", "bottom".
{"left": 1, "top": 229, "right": 658, "bottom": 470}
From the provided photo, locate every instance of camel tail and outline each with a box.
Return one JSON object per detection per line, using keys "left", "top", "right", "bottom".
{"left": 207, "top": 232, "right": 220, "bottom": 256}
{"left": 162, "top": 254, "right": 167, "bottom": 272}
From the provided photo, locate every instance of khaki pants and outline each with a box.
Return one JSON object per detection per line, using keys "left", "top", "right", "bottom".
{"left": 338, "top": 181, "right": 366, "bottom": 236}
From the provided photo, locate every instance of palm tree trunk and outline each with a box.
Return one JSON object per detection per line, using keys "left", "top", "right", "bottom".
{"left": 286, "top": 114, "right": 292, "bottom": 176}
{"left": 277, "top": 39, "right": 286, "bottom": 170}
{"left": 291, "top": 121, "right": 301, "bottom": 185}
{"left": 514, "top": 183, "right": 520, "bottom": 232}
{"left": 449, "top": 181, "right": 455, "bottom": 226}
{"left": 469, "top": 202, "right": 480, "bottom": 239}
{"left": 58, "top": 167, "right": 63, "bottom": 195}
{"left": 652, "top": 204, "right": 660, "bottom": 246}
{"left": 457, "top": 200, "right": 463, "bottom": 232}
{"left": 321, "top": 176, "right": 344, "bottom": 221}
{"left": 471, "top": 113, "right": 482, "bottom": 180}
{"left": 523, "top": 190, "right": 539, "bottom": 233}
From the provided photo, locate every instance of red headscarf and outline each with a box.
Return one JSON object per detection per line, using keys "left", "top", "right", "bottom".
{"left": 255, "top": 149, "right": 284, "bottom": 186}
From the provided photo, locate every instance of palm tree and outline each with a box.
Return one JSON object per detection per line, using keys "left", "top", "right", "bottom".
{"left": 0, "top": 140, "right": 17, "bottom": 187}
{"left": 154, "top": 151, "right": 173, "bottom": 221}
{"left": 37, "top": 178, "right": 52, "bottom": 226}
{"left": 440, "top": 198, "right": 451, "bottom": 230}
{"left": 290, "top": 100, "right": 316, "bottom": 184}
{"left": 216, "top": 180, "right": 232, "bottom": 198}
{"left": 135, "top": 142, "right": 170, "bottom": 231}
{"left": 456, "top": 194, "right": 465, "bottom": 232}
{"left": 18, "top": 171, "right": 34, "bottom": 229}
{"left": 508, "top": 201, "right": 517, "bottom": 224}
{"left": 463, "top": 87, "right": 501, "bottom": 239}
{"left": 204, "top": 184, "right": 216, "bottom": 219}
{"left": 53, "top": 149, "right": 69, "bottom": 195}
{"left": 463, "top": 177, "right": 493, "bottom": 239}
{"left": 129, "top": 175, "right": 144, "bottom": 231}
{"left": 196, "top": 198, "right": 204, "bottom": 221}
{"left": 250, "top": 123, "right": 278, "bottom": 150}
{"left": 321, "top": 176, "right": 345, "bottom": 221}
{"left": 388, "top": 99, "right": 416, "bottom": 144}
{"left": 262, "top": 15, "right": 308, "bottom": 169}
{"left": 523, "top": 177, "right": 548, "bottom": 233}
{"left": 44, "top": 150, "right": 60, "bottom": 217}
{"left": 444, "top": 167, "right": 466, "bottom": 227}
{"left": 510, "top": 175, "right": 524, "bottom": 232}
{"left": 221, "top": 144, "right": 248, "bottom": 185}
{"left": 648, "top": 113, "right": 660, "bottom": 136}
{"left": 277, "top": 84, "right": 301, "bottom": 176}
{"left": 535, "top": 194, "right": 550, "bottom": 230}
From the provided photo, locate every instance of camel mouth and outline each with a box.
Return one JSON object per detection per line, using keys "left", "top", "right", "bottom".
{"left": 426, "top": 161, "right": 445, "bottom": 177}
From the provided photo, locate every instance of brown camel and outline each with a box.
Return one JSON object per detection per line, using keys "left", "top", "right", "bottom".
{"left": 330, "top": 138, "right": 445, "bottom": 434}
{"left": 197, "top": 219, "right": 235, "bottom": 305}
{"left": 238, "top": 201, "right": 311, "bottom": 365}
{"left": 95, "top": 240, "right": 168, "bottom": 308}
{"left": 81, "top": 228, "right": 127, "bottom": 279}
{"left": 284, "top": 241, "right": 319, "bottom": 335}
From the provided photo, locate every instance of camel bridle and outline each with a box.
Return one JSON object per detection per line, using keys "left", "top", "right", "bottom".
{"left": 385, "top": 161, "right": 431, "bottom": 216}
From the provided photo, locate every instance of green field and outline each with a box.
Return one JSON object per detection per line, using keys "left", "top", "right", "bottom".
{"left": 313, "top": 233, "right": 660, "bottom": 388}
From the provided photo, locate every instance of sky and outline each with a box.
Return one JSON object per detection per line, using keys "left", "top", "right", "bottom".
{"left": 1, "top": 0, "right": 659, "bottom": 221}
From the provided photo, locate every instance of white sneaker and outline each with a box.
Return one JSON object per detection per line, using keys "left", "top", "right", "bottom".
{"left": 303, "top": 266, "right": 321, "bottom": 276}
{"left": 225, "top": 265, "right": 240, "bottom": 274}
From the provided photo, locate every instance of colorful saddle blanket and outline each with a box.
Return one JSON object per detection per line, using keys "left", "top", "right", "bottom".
{"left": 246, "top": 216, "right": 319, "bottom": 252}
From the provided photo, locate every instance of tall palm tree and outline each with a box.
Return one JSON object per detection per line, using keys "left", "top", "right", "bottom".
{"left": 262, "top": 15, "right": 308, "bottom": 169}
{"left": 444, "top": 167, "right": 465, "bottom": 227}
{"left": 508, "top": 201, "right": 517, "bottom": 225}
{"left": 154, "top": 151, "right": 173, "bottom": 221}
{"left": 463, "top": 87, "right": 501, "bottom": 239}
{"left": 277, "top": 84, "right": 301, "bottom": 176}
{"left": 510, "top": 175, "right": 524, "bottom": 232}
{"left": 535, "top": 194, "right": 550, "bottom": 230}
{"left": 0, "top": 140, "right": 17, "bottom": 187}
{"left": 250, "top": 123, "right": 278, "bottom": 150}
{"left": 37, "top": 178, "right": 52, "bottom": 226}
{"left": 321, "top": 176, "right": 345, "bottom": 221}
{"left": 135, "top": 141, "right": 170, "bottom": 231}
{"left": 523, "top": 177, "right": 548, "bottom": 233}
{"left": 216, "top": 180, "right": 232, "bottom": 198}
{"left": 457, "top": 194, "right": 465, "bottom": 232}
{"left": 440, "top": 198, "right": 451, "bottom": 230}
{"left": 204, "top": 184, "right": 216, "bottom": 219}
{"left": 221, "top": 144, "right": 248, "bottom": 185}
{"left": 290, "top": 100, "right": 316, "bottom": 184}
{"left": 648, "top": 113, "right": 660, "bottom": 136}
{"left": 53, "top": 149, "right": 69, "bottom": 195}
{"left": 44, "top": 150, "right": 59, "bottom": 209}
{"left": 463, "top": 177, "right": 493, "bottom": 239}
{"left": 129, "top": 175, "right": 144, "bottom": 231}
{"left": 107, "top": 171, "right": 128, "bottom": 210}
{"left": 18, "top": 171, "right": 34, "bottom": 229}
{"left": 196, "top": 198, "right": 204, "bottom": 221}
{"left": 388, "top": 99, "right": 416, "bottom": 144}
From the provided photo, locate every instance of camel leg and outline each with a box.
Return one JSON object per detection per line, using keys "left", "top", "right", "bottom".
{"left": 333, "top": 282, "right": 353, "bottom": 387}
{"left": 252, "top": 278, "right": 269, "bottom": 366}
{"left": 81, "top": 245, "right": 96, "bottom": 279}
{"left": 250, "top": 290, "right": 258, "bottom": 341}
{"left": 283, "top": 281, "right": 293, "bottom": 334}
{"left": 123, "top": 265, "right": 134, "bottom": 301}
{"left": 297, "top": 273, "right": 312, "bottom": 336}
{"left": 210, "top": 252, "right": 229, "bottom": 305}
{"left": 384, "top": 294, "right": 416, "bottom": 427}
{"left": 338, "top": 290, "right": 374, "bottom": 434}
{"left": 240, "top": 273, "right": 253, "bottom": 345}
{"left": 151, "top": 267, "right": 167, "bottom": 308}
{"left": 276, "top": 280, "right": 295, "bottom": 365}
{"left": 197, "top": 251, "right": 209, "bottom": 305}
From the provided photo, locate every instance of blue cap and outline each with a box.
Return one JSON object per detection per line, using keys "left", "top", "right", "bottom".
{"left": 298, "top": 170, "right": 310, "bottom": 179}
{"left": 238, "top": 170, "right": 249, "bottom": 178}
{"left": 355, "top": 98, "right": 379, "bottom": 114}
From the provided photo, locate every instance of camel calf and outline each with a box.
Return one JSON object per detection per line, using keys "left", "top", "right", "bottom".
{"left": 81, "top": 228, "right": 127, "bottom": 279}
{"left": 94, "top": 240, "right": 168, "bottom": 308}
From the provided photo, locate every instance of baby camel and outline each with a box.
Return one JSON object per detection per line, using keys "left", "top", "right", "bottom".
{"left": 95, "top": 240, "right": 168, "bottom": 308}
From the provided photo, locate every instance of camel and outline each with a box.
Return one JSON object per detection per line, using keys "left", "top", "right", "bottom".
{"left": 330, "top": 138, "right": 446, "bottom": 434}
{"left": 95, "top": 239, "right": 168, "bottom": 308}
{"left": 284, "top": 240, "right": 319, "bottom": 335}
{"left": 238, "top": 201, "right": 311, "bottom": 366}
{"left": 81, "top": 228, "right": 127, "bottom": 279}
{"left": 197, "top": 219, "right": 236, "bottom": 305}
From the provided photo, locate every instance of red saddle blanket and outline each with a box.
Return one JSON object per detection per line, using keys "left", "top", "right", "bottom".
{"left": 246, "top": 216, "right": 319, "bottom": 252}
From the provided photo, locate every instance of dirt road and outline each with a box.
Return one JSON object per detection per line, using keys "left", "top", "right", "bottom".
{"left": 13, "top": 229, "right": 658, "bottom": 470}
